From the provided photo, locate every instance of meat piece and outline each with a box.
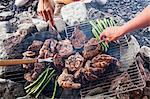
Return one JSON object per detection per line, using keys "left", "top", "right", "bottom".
{"left": 53, "top": 53, "right": 64, "bottom": 69}
{"left": 33, "top": 63, "right": 44, "bottom": 74}
{"left": 23, "top": 51, "right": 36, "bottom": 57}
{"left": 82, "top": 60, "right": 98, "bottom": 81}
{"left": 27, "top": 40, "right": 43, "bottom": 52}
{"left": 38, "top": 39, "right": 57, "bottom": 58}
{"left": 65, "top": 52, "right": 84, "bottom": 72}
{"left": 56, "top": 39, "right": 73, "bottom": 57}
{"left": 110, "top": 72, "right": 130, "bottom": 91}
{"left": 92, "top": 54, "right": 118, "bottom": 69}
{"left": 83, "top": 38, "right": 102, "bottom": 59}
{"left": 49, "top": 39, "right": 58, "bottom": 53}
{"left": 24, "top": 73, "right": 34, "bottom": 82}
{"left": 70, "top": 27, "right": 87, "bottom": 49}
{"left": 58, "top": 68, "right": 81, "bottom": 89}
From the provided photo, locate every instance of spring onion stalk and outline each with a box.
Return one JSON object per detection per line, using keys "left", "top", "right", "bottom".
{"left": 35, "top": 73, "right": 56, "bottom": 98}
{"left": 33, "top": 68, "right": 54, "bottom": 94}
{"left": 103, "top": 18, "right": 108, "bottom": 27}
{"left": 96, "top": 19, "right": 102, "bottom": 32}
{"left": 25, "top": 67, "right": 53, "bottom": 90}
{"left": 92, "top": 28, "right": 100, "bottom": 40}
{"left": 90, "top": 21, "right": 101, "bottom": 34}
{"left": 51, "top": 78, "right": 58, "bottom": 99}
{"left": 106, "top": 19, "right": 112, "bottom": 27}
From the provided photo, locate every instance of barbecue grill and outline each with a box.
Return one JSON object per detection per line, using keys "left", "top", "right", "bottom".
{"left": 65, "top": 21, "right": 146, "bottom": 98}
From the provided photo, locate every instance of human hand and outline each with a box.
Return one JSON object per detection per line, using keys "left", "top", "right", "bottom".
{"left": 37, "top": 0, "right": 55, "bottom": 27}
{"left": 100, "top": 26, "right": 125, "bottom": 42}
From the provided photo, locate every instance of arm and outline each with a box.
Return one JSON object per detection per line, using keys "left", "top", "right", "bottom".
{"left": 37, "top": 0, "right": 55, "bottom": 27}
{"left": 121, "top": 5, "right": 150, "bottom": 34}
{"left": 100, "top": 6, "right": 150, "bottom": 41}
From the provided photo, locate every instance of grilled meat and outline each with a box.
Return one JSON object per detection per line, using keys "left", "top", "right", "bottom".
{"left": 58, "top": 68, "right": 81, "bottom": 89}
{"left": 38, "top": 39, "right": 57, "bottom": 58}
{"left": 92, "top": 54, "right": 118, "bottom": 70}
{"left": 82, "top": 60, "right": 98, "bottom": 81}
{"left": 65, "top": 52, "right": 84, "bottom": 72}
{"left": 23, "top": 51, "right": 36, "bottom": 58}
{"left": 24, "top": 73, "right": 34, "bottom": 82}
{"left": 83, "top": 38, "right": 102, "bottom": 59}
{"left": 70, "top": 27, "right": 87, "bottom": 49}
{"left": 53, "top": 53, "right": 64, "bottom": 69}
{"left": 56, "top": 39, "right": 73, "bottom": 57}
{"left": 27, "top": 40, "right": 43, "bottom": 52}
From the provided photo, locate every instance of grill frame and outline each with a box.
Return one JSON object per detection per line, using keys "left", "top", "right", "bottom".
{"left": 65, "top": 20, "right": 146, "bottom": 98}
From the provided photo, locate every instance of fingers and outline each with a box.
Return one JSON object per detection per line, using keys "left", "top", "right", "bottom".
{"left": 47, "top": 9, "right": 55, "bottom": 27}
{"left": 100, "top": 31, "right": 110, "bottom": 43}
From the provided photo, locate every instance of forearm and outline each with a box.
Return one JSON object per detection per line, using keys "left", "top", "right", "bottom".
{"left": 121, "top": 6, "right": 150, "bottom": 35}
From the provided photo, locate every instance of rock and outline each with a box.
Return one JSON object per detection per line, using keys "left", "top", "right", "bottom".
{"left": 17, "top": 95, "right": 51, "bottom": 99}
{"left": 18, "top": 23, "right": 38, "bottom": 34}
{"left": 15, "top": 0, "right": 29, "bottom": 7}
{"left": 0, "top": 5, "right": 6, "bottom": 10}
{"left": 94, "top": 0, "right": 108, "bottom": 5}
{"left": 32, "top": 18, "right": 49, "bottom": 32}
{"left": 0, "top": 11, "right": 14, "bottom": 21}
{"left": 54, "top": 17, "right": 66, "bottom": 32}
{"left": 107, "top": 9, "right": 114, "bottom": 13}
{"left": 0, "top": 21, "right": 11, "bottom": 33}
{"left": 0, "top": 78, "right": 26, "bottom": 98}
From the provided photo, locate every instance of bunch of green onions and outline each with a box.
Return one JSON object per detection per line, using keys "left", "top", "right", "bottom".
{"left": 90, "top": 17, "right": 116, "bottom": 52}
{"left": 24, "top": 67, "right": 58, "bottom": 99}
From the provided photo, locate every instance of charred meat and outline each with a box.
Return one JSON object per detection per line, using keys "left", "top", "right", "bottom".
{"left": 92, "top": 54, "right": 118, "bottom": 70}
{"left": 82, "top": 60, "right": 98, "bottom": 81}
{"left": 56, "top": 39, "right": 73, "bottom": 57}
{"left": 83, "top": 38, "right": 102, "bottom": 59}
{"left": 38, "top": 39, "right": 57, "bottom": 58}
{"left": 65, "top": 52, "right": 84, "bottom": 72}
{"left": 70, "top": 27, "right": 87, "bottom": 49}
{"left": 27, "top": 40, "right": 43, "bottom": 52}
{"left": 58, "top": 68, "right": 81, "bottom": 89}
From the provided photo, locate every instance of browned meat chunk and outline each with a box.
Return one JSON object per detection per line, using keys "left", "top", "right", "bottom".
{"left": 58, "top": 68, "right": 81, "bottom": 89}
{"left": 83, "top": 38, "right": 102, "bottom": 59}
{"left": 27, "top": 40, "right": 43, "bottom": 52}
{"left": 56, "top": 39, "right": 73, "bottom": 57}
{"left": 92, "top": 54, "right": 117, "bottom": 69}
{"left": 65, "top": 52, "right": 84, "bottom": 72}
{"left": 82, "top": 60, "right": 98, "bottom": 81}
{"left": 70, "top": 27, "right": 87, "bottom": 49}
{"left": 53, "top": 53, "right": 63, "bottom": 69}
{"left": 24, "top": 73, "right": 34, "bottom": 82}
{"left": 38, "top": 39, "right": 57, "bottom": 58}
{"left": 23, "top": 51, "right": 36, "bottom": 57}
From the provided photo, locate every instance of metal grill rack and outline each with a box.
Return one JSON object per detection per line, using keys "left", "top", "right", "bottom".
{"left": 1, "top": 66, "right": 25, "bottom": 83}
{"left": 65, "top": 21, "right": 146, "bottom": 98}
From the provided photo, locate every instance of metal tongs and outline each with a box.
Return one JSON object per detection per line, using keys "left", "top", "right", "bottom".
{"left": 0, "top": 57, "right": 53, "bottom": 66}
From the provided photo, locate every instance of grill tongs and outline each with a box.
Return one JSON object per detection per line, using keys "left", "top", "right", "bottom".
{"left": 0, "top": 57, "right": 53, "bottom": 66}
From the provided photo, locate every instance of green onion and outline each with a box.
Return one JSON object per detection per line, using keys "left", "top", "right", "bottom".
{"left": 51, "top": 78, "right": 58, "bottom": 99}
{"left": 35, "top": 73, "right": 56, "bottom": 98}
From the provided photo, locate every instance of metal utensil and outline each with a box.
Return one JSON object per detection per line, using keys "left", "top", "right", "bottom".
{"left": 0, "top": 57, "right": 53, "bottom": 66}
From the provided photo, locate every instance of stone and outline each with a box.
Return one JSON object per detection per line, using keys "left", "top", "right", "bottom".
{"left": 32, "top": 18, "right": 49, "bottom": 32}
{"left": 0, "top": 78, "right": 25, "bottom": 98}
{"left": 0, "top": 11, "right": 14, "bottom": 21}
{"left": 54, "top": 17, "right": 66, "bottom": 32}
{"left": 0, "top": 5, "right": 6, "bottom": 10}
{"left": 15, "top": 0, "right": 29, "bottom": 7}
{"left": 107, "top": 9, "right": 114, "bottom": 13}
{"left": 17, "top": 95, "right": 51, "bottom": 99}
{"left": 0, "top": 21, "right": 11, "bottom": 33}
{"left": 18, "top": 23, "right": 38, "bottom": 34}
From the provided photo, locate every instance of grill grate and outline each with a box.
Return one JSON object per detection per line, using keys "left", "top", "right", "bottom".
{"left": 1, "top": 66, "right": 25, "bottom": 83}
{"left": 65, "top": 21, "right": 146, "bottom": 98}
